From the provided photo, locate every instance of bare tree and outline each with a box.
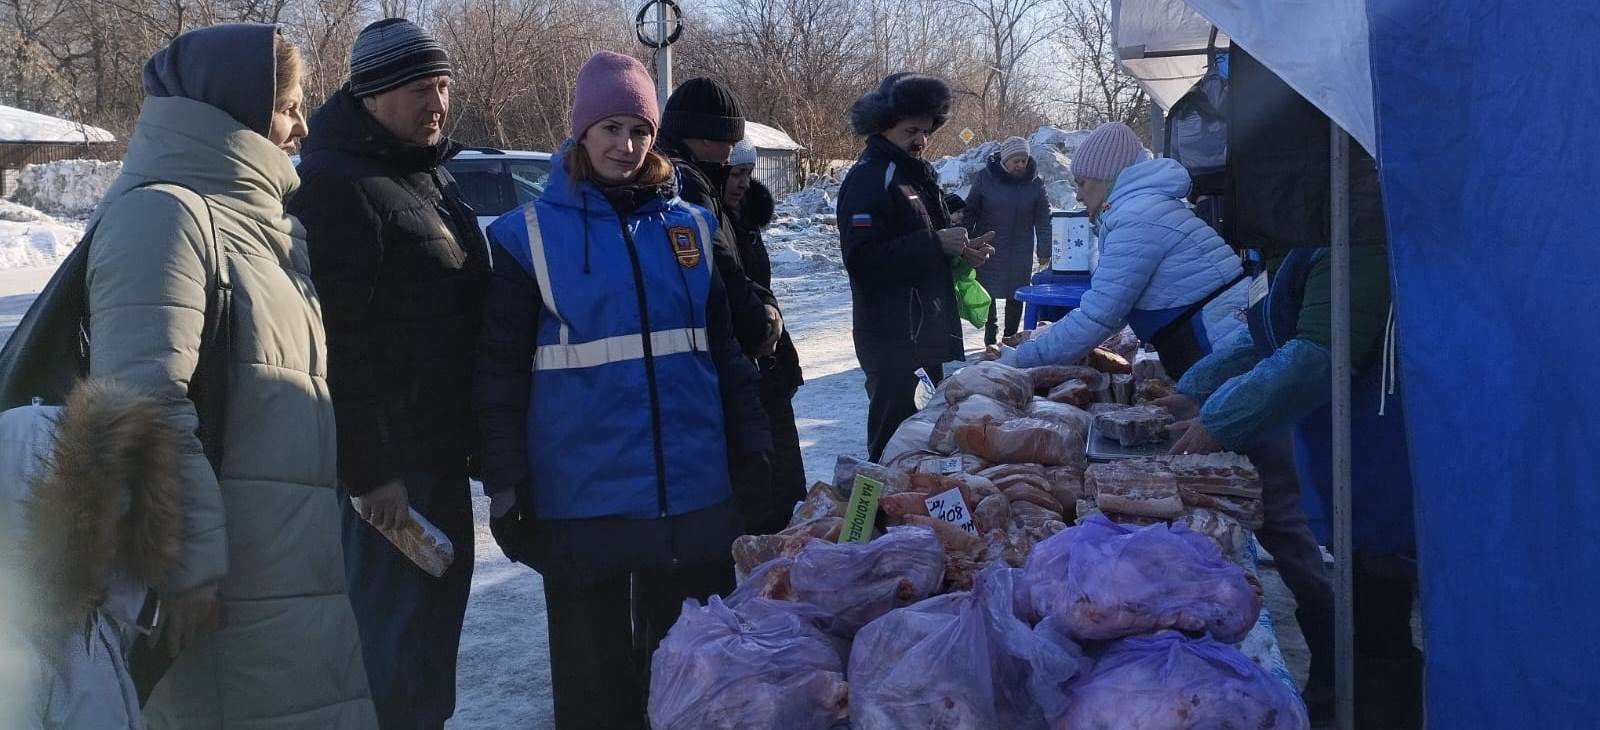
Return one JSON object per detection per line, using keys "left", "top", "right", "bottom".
{"left": 1051, "top": 0, "right": 1146, "bottom": 136}
{"left": 944, "top": 0, "right": 1053, "bottom": 138}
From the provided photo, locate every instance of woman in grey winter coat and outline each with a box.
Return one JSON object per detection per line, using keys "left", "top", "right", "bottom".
{"left": 966, "top": 136, "right": 1052, "bottom": 345}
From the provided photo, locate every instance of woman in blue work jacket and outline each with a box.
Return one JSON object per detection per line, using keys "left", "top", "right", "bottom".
{"left": 472, "top": 51, "right": 770, "bottom": 729}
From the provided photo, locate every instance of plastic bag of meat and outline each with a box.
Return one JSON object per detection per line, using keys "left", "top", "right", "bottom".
{"left": 1024, "top": 365, "right": 1108, "bottom": 394}
{"left": 1029, "top": 614, "right": 1094, "bottom": 725}
{"left": 1058, "top": 632, "right": 1309, "bottom": 730}
{"left": 1100, "top": 328, "right": 1141, "bottom": 363}
{"left": 1026, "top": 397, "right": 1092, "bottom": 435}
{"left": 1087, "top": 347, "right": 1133, "bottom": 374}
{"left": 931, "top": 394, "right": 1021, "bottom": 454}
{"left": 729, "top": 557, "right": 799, "bottom": 604}
{"left": 890, "top": 450, "right": 989, "bottom": 477}
{"left": 648, "top": 595, "right": 850, "bottom": 730}
{"left": 977, "top": 565, "right": 1091, "bottom": 730}
{"left": 833, "top": 455, "right": 911, "bottom": 497}
{"left": 940, "top": 361, "right": 1035, "bottom": 409}
{"left": 789, "top": 481, "right": 847, "bottom": 526}
{"left": 1035, "top": 516, "right": 1260, "bottom": 643}
{"left": 849, "top": 592, "right": 997, "bottom": 730}
{"left": 956, "top": 416, "right": 1085, "bottom": 467}
{"left": 880, "top": 405, "right": 945, "bottom": 465}
{"left": 1047, "top": 379, "right": 1094, "bottom": 408}
{"left": 789, "top": 526, "right": 946, "bottom": 637}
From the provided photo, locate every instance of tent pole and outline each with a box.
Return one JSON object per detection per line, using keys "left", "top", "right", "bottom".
{"left": 1330, "top": 122, "right": 1355, "bottom": 730}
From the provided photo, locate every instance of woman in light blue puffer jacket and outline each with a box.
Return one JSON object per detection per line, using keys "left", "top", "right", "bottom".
{"left": 1001, "top": 122, "right": 1248, "bottom": 378}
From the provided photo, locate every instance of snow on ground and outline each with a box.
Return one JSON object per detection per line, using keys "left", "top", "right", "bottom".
{"left": 0, "top": 200, "right": 81, "bottom": 275}
{"left": 14, "top": 159, "right": 120, "bottom": 218}
{"left": 0, "top": 105, "right": 114, "bottom": 144}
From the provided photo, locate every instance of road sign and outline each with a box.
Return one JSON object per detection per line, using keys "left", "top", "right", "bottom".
{"left": 959, "top": 128, "right": 976, "bottom": 145}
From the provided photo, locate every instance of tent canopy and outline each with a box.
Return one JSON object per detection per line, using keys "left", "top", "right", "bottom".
{"left": 1111, "top": 0, "right": 1375, "bottom": 155}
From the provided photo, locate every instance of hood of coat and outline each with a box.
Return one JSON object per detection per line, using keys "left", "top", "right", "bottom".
{"left": 540, "top": 149, "right": 677, "bottom": 217}
{"left": 103, "top": 95, "right": 300, "bottom": 219}
{"left": 740, "top": 179, "right": 775, "bottom": 229}
{"left": 986, "top": 153, "right": 1039, "bottom": 186}
{"left": 1106, "top": 158, "right": 1192, "bottom": 214}
{"left": 302, "top": 85, "right": 463, "bottom": 174}
{"left": 17, "top": 380, "right": 183, "bottom": 637}
{"left": 141, "top": 23, "right": 277, "bottom": 139}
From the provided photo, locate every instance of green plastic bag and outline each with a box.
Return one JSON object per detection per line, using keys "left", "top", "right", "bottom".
{"left": 951, "top": 258, "right": 992, "bottom": 328}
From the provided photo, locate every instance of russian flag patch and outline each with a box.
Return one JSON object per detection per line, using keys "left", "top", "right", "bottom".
{"left": 851, "top": 213, "right": 873, "bottom": 229}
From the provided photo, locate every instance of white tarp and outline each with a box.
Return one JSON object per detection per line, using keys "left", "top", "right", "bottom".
{"left": 1112, "top": 0, "right": 1376, "bottom": 155}
{"left": 0, "top": 105, "right": 114, "bottom": 144}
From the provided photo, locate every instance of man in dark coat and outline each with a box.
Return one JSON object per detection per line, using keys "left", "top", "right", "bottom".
{"left": 723, "top": 142, "right": 806, "bottom": 533}
{"left": 655, "top": 78, "right": 785, "bottom": 526}
{"left": 836, "top": 73, "right": 994, "bottom": 462}
{"left": 289, "top": 18, "right": 485, "bottom": 729}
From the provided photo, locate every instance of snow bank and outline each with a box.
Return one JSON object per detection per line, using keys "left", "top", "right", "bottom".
{"left": 0, "top": 200, "right": 83, "bottom": 270}
{"left": 14, "top": 160, "right": 121, "bottom": 218}
{"left": 0, "top": 105, "right": 114, "bottom": 144}
{"left": 935, "top": 125, "right": 1088, "bottom": 210}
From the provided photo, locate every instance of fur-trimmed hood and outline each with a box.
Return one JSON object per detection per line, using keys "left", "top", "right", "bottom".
{"left": 10, "top": 380, "right": 183, "bottom": 636}
{"left": 850, "top": 73, "right": 953, "bottom": 137}
{"left": 740, "top": 178, "right": 775, "bottom": 230}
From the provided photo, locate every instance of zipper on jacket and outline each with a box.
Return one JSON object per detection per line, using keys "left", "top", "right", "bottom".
{"left": 619, "top": 219, "right": 672, "bottom": 519}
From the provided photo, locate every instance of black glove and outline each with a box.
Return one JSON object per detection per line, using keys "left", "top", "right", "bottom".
{"left": 488, "top": 487, "right": 537, "bottom": 565}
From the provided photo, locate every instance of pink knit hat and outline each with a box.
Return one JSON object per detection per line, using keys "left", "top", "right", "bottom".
{"left": 1071, "top": 122, "right": 1143, "bottom": 181}
{"left": 570, "top": 51, "right": 659, "bottom": 140}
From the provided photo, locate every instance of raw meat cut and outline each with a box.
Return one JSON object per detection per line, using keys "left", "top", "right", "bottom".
{"left": 833, "top": 455, "right": 911, "bottom": 496}
{"left": 946, "top": 472, "right": 1000, "bottom": 502}
{"left": 978, "top": 462, "right": 1047, "bottom": 482}
{"left": 1099, "top": 329, "right": 1141, "bottom": 363}
{"left": 1003, "top": 483, "right": 1063, "bottom": 512}
{"left": 1145, "top": 453, "right": 1264, "bottom": 499}
{"left": 974, "top": 493, "right": 1012, "bottom": 534}
{"left": 931, "top": 394, "right": 1021, "bottom": 454}
{"left": 789, "top": 526, "right": 946, "bottom": 637}
{"left": 1086, "top": 462, "right": 1185, "bottom": 519}
{"left": 1135, "top": 377, "right": 1176, "bottom": 403}
{"left": 908, "top": 472, "right": 980, "bottom": 510}
{"left": 880, "top": 409, "right": 941, "bottom": 466}
{"left": 1044, "top": 466, "right": 1084, "bottom": 506}
{"left": 1026, "top": 397, "right": 1092, "bottom": 435}
{"left": 1057, "top": 632, "right": 1309, "bottom": 730}
{"left": 1033, "top": 516, "right": 1260, "bottom": 643}
{"left": 733, "top": 532, "right": 810, "bottom": 580}
{"left": 941, "top": 361, "right": 1035, "bottom": 409}
{"left": 880, "top": 492, "right": 931, "bottom": 525}
{"left": 1178, "top": 490, "right": 1266, "bottom": 530}
{"left": 789, "top": 482, "right": 846, "bottom": 526}
{"left": 1178, "top": 508, "right": 1248, "bottom": 562}
{"left": 1047, "top": 379, "right": 1093, "bottom": 408}
{"left": 729, "top": 557, "right": 797, "bottom": 603}
{"left": 1111, "top": 374, "right": 1134, "bottom": 405}
{"left": 1093, "top": 405, "right": 1174, "bottom": 447}
{"left": 1132, "top": 350, "right": 1168, "bottom": 383}
{"left": 1025, "top": 365, "right": 1107, "bottom": 393}
{"left": 956, "top": 417, "right": 1085, "bottom": 467}
{"left": 648, "top": 595, "right": 850, "bottom": 730}
{"left": 890, "top": 450, "right": 988, "bottom": 476}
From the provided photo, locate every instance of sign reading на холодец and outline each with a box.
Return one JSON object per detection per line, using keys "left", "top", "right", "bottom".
{"left": 839, "top": 474, "right": 883, "bottom": 544}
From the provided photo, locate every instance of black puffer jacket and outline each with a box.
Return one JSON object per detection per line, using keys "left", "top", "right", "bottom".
{"left": 292, "top": 87, "right": 490, "bottom": 494}
{"left": 657, "top": 133, "right": 779, "bottom": 357}
{"left": 836, "top": 135, "right": 964, "bottom": 371}
{"left": 729, "top": 180, "right": 803, "bottom": 393}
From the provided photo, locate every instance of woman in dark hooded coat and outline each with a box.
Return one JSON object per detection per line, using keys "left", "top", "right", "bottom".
{"left": 964, "top": 136, "right": 1052, "bottom": 346}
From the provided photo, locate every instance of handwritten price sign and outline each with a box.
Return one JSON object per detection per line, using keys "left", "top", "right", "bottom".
{"left": 923, "top": 487, "right": 977, "bottom": 535}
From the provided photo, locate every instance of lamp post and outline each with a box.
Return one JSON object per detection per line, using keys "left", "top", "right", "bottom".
{"left": 635, "top": 0, "right": 683, "bottom": 112}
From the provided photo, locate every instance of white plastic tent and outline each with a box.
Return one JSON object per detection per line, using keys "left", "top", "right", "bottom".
{"left": 1112, "top": 0, "right": 1375, "bottom": 155}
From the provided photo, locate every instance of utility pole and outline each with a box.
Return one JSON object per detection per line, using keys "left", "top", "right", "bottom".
{"left": 635, "top": 0, "right": 682, "bottom": 111}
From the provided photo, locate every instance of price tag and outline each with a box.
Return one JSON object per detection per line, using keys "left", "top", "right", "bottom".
{"left": 1246, "top": 272, "right": 1269, "bottom": 307}
{"left": 839, "top": 474, "right": 884, "bottom": 543}
{"left": 938, "top": 457, "right": 963, "bottom": 475}
{"left": 923, "top": 487, "right": 977, "bottom": 535}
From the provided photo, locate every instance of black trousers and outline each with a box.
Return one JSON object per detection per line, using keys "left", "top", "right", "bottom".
{"left": 543, "top": 561, "right": 734, "bottom": 730}
{"left": 864, "top": 361, "right": 945, "bottom": 463}
{"left": 736, "top": 380, "right": 808, "bottom": 535}
{"left": 1247, "top": 436, "right": 1334, "bottom": 683}
{"left": 984, "top": 298, "right": 1026, "bottom": 345}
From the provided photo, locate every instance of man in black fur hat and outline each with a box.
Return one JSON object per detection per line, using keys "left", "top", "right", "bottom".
{"left": 837, "top": 73, "right": 994, "bottom": 462}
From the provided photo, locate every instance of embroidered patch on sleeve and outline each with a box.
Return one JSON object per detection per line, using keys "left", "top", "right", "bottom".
{"left": 669, "top": 226, "right": 701, "bottom": 268}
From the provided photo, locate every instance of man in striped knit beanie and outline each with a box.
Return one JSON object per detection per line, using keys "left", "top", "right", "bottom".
{"left": 291, "top": 16, "right": 490, "bottom": 729}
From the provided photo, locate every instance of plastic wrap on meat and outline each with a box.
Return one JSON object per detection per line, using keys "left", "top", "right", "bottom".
{"left": 1026, "top": 397, "right": 1093, "bottom": 435}
{"left": 978, "top": 462, "right": 1047, "bottom": 482}
{"left": 1177, "top": 508, "right": 1248, "bottom": 562}
{"left": 941, "top": 361, "right": 1036, "bottom": 409}
{"left": 1178, "top": 490, "right": 1266, "bottom": 530}
{"left": 1087, "top": 462, "right": 1185, "bottom": 519}
{"left": 1145, "top": 453, "right": 1264, "bottom": 499}
{"left": 1100, "top": 328, "right": 1141, "bottom": 363}
{"left": 1003, "top": 483, "right": 1063, "bottom": 513}
{"left": 733, "top": 532, "right": 811, "bottom": 581}
{"left": 931, "top": 394, "right": 1022, "bottom": 454}
{"left": 1058, "top": 632, "right": 1309, "bottom": 730}
{"left": 1047, "top": 379, "right": 1093, "bottom": 408}
{"left": 1135, "top": 377, "right": 1176, "bottom": 404}
{"left": 903, "top": 514, "right": 987, "bottom": 590}
{"left": 833, "top": 455, "right": 911, "bottom": 496}
{"left": 1025, "top": 365, "right": 1108, "bottom": 394}
{"left": 1132, "top": 350, "right": 1168, "bottom": 383}
{"left": 1093, "top": 405, "right": 1174, "bottom": 447}
{"left": 789, "top": 526, "right": 946, "bottom": 637}
{"left": 729, "top": 557, "right": 798, "bottom": 603}
{"left": 1029, "top": 614, "right": 1094, "bottom": 725}
{"left": 880, "top": 492, "right": 932, "bottom": 525}
{"left": 975, "top": 494, "right": 1012, "bottom": 534}
{"left": 890, "top": 450, "right": 988, "bottom": 476}
{"left": 1044, "top": 466, "right": 1085, "bottom": 512}
{"left": 849, "top": 592, "right": 998, "bottom": 730}
{"left": 648, "top": 595, "right": 850, "bottom": 730}
{"left": 1087, "top": 347, "right": 1133, "bottom": 375}
{"left": 789, "top": 482, "right": 847, "bottom": 527}
{"left": 948, "top": 472, "right": 1000, "bottom": 501}
{"left": 1111, "top": 374, "right": 1135, "bottom": 405}
{"left": 956, "top": 417, "right": 1085, "bottom": 467}
{"left": 908, "top": 472, "right": 980, "bottom": 509}
{"left": 880, "top": 407, "right": 942, "bottom": 466}
{"left": 1035, "top": 516, "right": 1260, "bottom": 643}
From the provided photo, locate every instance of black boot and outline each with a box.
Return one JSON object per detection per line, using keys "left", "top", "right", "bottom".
{"left": 1355, "top": 649, "right": 1423, "bottom": 730}
{"left": 1297, "top": 607, "right": 1336, "bottom": 725}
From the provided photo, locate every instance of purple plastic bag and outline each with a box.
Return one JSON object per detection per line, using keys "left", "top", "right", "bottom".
{"left": 1058, "top": 632, "right": 1309, "bottom": 730}
{"left": 975, "top": 565, "right": 1089, "bottom": 730}
{"left": 1024, "top": 515, "right": 1260, "bottom": 643}
{"left": 647, "top": 595, "right": 850, "bottom": 730}
{"left": 789, "top": 525, "right": 945, "bottom": 637}
{"left": 848, "top": 592, "right": 997, "bottom": 730}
